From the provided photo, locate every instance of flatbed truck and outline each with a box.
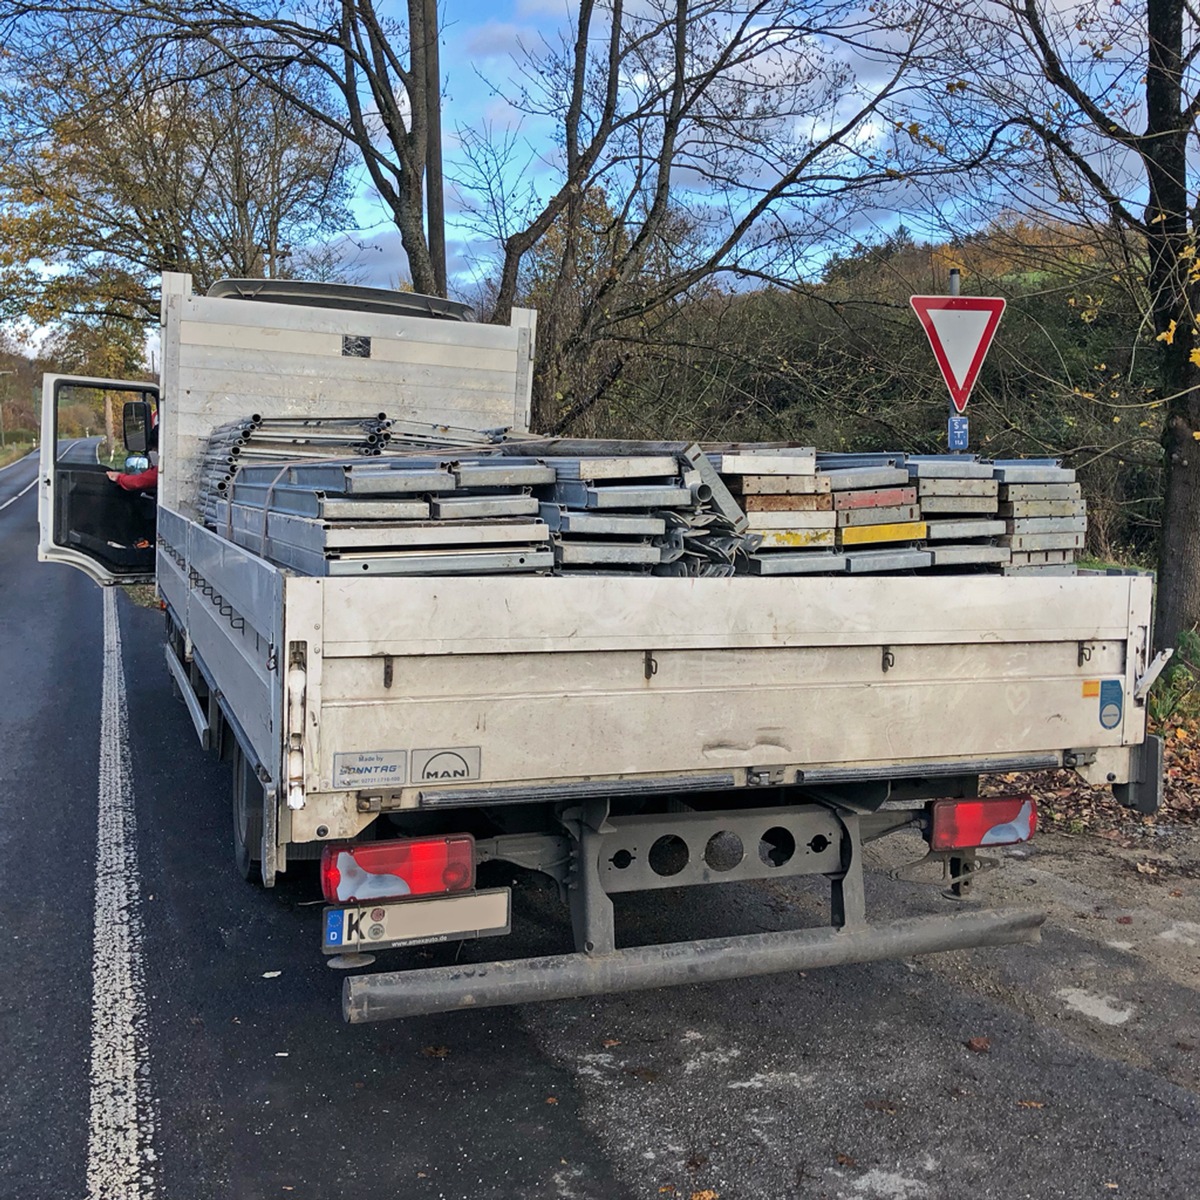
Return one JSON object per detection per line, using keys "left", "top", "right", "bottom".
{"left": 38, "top": 273, "right": 1167, "bottom": 1021}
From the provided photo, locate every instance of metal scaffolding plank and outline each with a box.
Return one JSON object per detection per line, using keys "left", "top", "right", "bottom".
{"left": 552, "top": 455, "right": 681, "bottom": 481}
{"left": 430, "top": 494, "right": 539, "bottom": 520}
{"left": 821, "top": 467, "right": 910, "bottom": 491}
{"left": 999, "top": 483, "right": 1082, "bottom": 501}
{"left": 713, "top": 448, "right": 817, "bottom": 476}
{"left": 993, "top": 464, "right": 1077, "bottom": 483}
{"left": 227, "top": 482, "right": 430, "bottom": 521}
{"left": 732, "top": 475, "right": 832, "bottom": 495}
{"left": 905, "top": 456, "right": 994, "bottom": 479}
{"left": 839, "top": 521, "right": 926, "bottom": 545}
{"left": 746, "top": 511, "right": 838, "bottom": 531}
{"left": 538, "top": 507, "right": 666, "bottom": 536}
{"left": 453, "top": 462, "right": 556, "bottom": 487}
{"left": 755, "top": 529, "right": 836, "bottom": 550}
{"left": 747, "top": 552, "right": 847, "bottom": 575}
{"left": 326, "top": 547, "right": 554, "bottom": 576}
{"left": 554, "top": 541, "right": 662, "bottom": 565}
{"left": 550, "top": 481, "right": 693, "bottom": 510}
{"left": 919, "top": 496, "right": 999, "bottom": 514}
{"left": 924, "top": 519, "right": 1006, "bottom": 540}
{"left": 233, "top": 462, "right": 458, "bottom": 495}
{"left": 843, "top": 548, "right": 933, "bottom": 573}
{"left": 836, "top": 505, "right": 922, "bottom": 527}
{"left": 929, "top": 545, "right": 1012, "bottom": 567}
{"left": 213, "top": 501, "right": 548, "bottom": 552}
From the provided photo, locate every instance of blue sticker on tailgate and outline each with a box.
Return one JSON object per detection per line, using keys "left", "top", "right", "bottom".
{"left": 1099, "top": 679, "right": 1123, "bottom": 729}
{"left": 323, "top": 909, "right": 344, "bottom": 948}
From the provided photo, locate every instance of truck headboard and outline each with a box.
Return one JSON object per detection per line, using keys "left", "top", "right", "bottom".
{"left": 158, "top": 272, "right": 536, "bottom": 519}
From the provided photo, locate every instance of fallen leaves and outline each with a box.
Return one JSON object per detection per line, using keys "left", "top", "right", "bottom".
{"left": 420, "top": 1045, "right": 450, "bottom": 1059}
{"left": 863, "top": 1098, "right": 899, "bottom": 1115}
{"left": 601, "top": 1038, "right": 621, "bottom": 1048}
{"left": 1116, "top": 915, "right": 1134, "bottom": 925}
{"left": 965, "top": 1036, "right": 991, "bottom": 1053}
{"left": 835, "top": 1153, "right": 858, "bottom": 1167}
{"left": 1136, "top": 861, "right": 1160, "bottom": 875}
{"left": 545, "top": 1096, "right": 558, "bottom": 1105}
{"left": 1017, "top": 1099, "right": 1045, "bottom": 1109}
{"left": 689, "top": 1191, "right": 719, "bottom": 1200}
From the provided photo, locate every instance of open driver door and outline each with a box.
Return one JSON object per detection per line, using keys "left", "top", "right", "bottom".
{"left": 38, "top": 375, "right": 160, "bottom": 586}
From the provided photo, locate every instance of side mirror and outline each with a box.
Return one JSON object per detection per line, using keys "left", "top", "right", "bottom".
{"left": 123, "top": 400, "right": 153, "bottom": 454}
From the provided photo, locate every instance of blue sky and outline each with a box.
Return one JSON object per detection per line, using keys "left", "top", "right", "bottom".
{"left": 342, "top": 0, "right": 570, "bottom": 295}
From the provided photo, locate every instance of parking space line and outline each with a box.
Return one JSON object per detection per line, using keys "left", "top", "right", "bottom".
{"left": 86, "top": 587, "right": 157, "bottom": 1199}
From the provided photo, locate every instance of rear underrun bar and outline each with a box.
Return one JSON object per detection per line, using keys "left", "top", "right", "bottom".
{"left": 342, "top": 906, "right": 1046, "bottom": 1023}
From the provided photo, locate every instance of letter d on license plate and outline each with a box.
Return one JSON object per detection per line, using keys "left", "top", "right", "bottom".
{"left": 322, "top": 888, "right": 511, "bottom": 953}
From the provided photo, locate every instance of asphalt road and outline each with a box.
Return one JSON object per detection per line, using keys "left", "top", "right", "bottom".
{"left": 1, "top": 445, "right": 1197, "bottom": 1200}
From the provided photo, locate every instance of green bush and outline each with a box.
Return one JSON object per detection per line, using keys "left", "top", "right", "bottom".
{"left": 1148, "top": 629, "right": 1200, "bottom": 723}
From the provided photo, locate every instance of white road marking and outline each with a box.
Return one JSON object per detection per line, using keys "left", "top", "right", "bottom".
{"left": 86, "top": 587, "right": 157, "bottom": 1199}
{"left": 0, "top": 439, "right": 86, "bottom": 512}
{"left": 0, "top": 477, "right": 36, "bottom": 512}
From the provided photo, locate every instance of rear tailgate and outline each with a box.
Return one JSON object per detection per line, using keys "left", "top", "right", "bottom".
{"left": 282, "top": 574, "right": 1150, "bottom": 833}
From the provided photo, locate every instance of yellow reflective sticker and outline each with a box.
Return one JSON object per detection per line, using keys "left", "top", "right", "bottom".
{"left": 1082, "top": 680, "right": 1100, "bottom": 698}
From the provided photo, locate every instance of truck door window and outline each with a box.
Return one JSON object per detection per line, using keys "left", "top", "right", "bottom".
{"left": 52, "top": 380, "right": 159, "bottom": 577}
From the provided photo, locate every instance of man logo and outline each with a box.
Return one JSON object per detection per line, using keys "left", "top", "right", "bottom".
{"left": 421, "top": 751, "right": 471, "bottom": 781}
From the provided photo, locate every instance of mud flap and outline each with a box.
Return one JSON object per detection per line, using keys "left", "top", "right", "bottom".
{"left": 1113, "top": 734, "right": 1164, "bottom": 815}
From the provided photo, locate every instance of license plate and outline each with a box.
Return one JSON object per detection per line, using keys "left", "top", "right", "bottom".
{"left": 322, "top": 888, "right": 511, "bottom": 953}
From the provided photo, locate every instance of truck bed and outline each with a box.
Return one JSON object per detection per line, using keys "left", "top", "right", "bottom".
{"left": 159, "top": 503, "right": 1151, "bottom": 845}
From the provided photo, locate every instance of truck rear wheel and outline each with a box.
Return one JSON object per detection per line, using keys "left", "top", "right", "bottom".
{"left": 232, "top": 742, "right": 263, "bottom": 883}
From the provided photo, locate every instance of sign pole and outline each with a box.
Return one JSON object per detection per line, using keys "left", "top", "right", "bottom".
{"left": 947, "top": 269, "right": 964, "bottom": 452}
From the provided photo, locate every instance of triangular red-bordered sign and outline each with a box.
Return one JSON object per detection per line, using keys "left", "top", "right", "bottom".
{"left": 910, "top": 296, "right": 1006, "bottom": 413}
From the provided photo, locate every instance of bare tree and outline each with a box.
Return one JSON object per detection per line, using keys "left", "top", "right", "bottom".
{"left": 3, "top": 1, "right": 966, "bottom": 428}
{"left": 926, "top": 0, "right": 1200, "bottom": 651}
{"left": 453, "top": 0, "right": 968, "bottom": 429}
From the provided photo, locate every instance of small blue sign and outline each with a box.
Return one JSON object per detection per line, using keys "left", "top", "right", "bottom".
{"left": 323, "top": 909, "right": 344, "bottom": 948}
{"left": 948, "top": 415, "right": 969, "bottom": 451}
{"left": 1099, "top": 679, "right": 1123, "bottom": 730}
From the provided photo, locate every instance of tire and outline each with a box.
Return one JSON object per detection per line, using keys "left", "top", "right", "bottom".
{"left": 232, "top": 741, "right": 264, "bottom": 883}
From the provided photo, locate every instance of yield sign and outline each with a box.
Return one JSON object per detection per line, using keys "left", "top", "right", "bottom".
{"left": 910, "top": 296, "right": 1006, "bottom": 413}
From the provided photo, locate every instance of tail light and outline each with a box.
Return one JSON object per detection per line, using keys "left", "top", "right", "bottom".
{"left": 929, "top": 796, "right": 1037, "bottom": 850}
{"left": 321, "top": 835, "right": 475, "bottom": 904}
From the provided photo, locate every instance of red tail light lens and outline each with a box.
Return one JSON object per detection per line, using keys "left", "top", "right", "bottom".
{"left": 320, "top": 835, "right": 475, "bottom": 903}
{"left": 930, "top": 796, "right": 1037, "bottom": 850}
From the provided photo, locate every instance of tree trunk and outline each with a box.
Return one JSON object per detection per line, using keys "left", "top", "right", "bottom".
{"left": 1145, "top": 0, "right": 1200, "bottom": 652}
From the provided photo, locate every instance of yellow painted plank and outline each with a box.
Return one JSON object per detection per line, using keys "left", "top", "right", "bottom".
{"left": 756, "top": 528, "right": 837, "bottom": 549}
{"left": 838, "top": 521, "right": 927, "bottom": 546}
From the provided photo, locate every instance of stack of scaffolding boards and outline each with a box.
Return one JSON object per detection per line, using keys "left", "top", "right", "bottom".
{"left": 208, "top": 456, "right": 557, "bottom": 576}
{"left": 710, "top": 447, "right": 840, "bottom": 576}
{"left": 196, "top": 418, "right": 1088, "bottom": 578}
{"left": 538, "top": 450, "right": 746, "bottom": 575}
{"left": 995, "top": 461, "right": 1082, "bottom": 576}
{"left": 907, "top": 456, "right": 1010, "bottom": 571}
{"left": 198, "top": 414, "right": 502, "bottom": 526}
{"left": 198, "top": 423, "right": 749, "bottom": 577}
{"left": 826, "top": 463, "right": 927, "bottom": 574}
